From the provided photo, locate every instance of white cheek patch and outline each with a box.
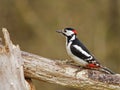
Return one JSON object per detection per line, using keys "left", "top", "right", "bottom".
{"left": 66, "top": 31, "right": 74, "bottom": 36}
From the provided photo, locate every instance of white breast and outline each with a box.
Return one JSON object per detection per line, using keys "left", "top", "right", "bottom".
{"left": 66, "top": 40, "right": 87, "bottom": 66}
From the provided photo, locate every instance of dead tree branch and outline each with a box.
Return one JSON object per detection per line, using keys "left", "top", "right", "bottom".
{"left": 22, "top": 51, "right": 120, "bottom": 90}
{"left": 0, "top": 29, "right": 120, "bottom": 90}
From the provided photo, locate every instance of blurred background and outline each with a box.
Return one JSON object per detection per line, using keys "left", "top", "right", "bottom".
{"left": 0, "top": 0, "right": 120, "bottom": 90}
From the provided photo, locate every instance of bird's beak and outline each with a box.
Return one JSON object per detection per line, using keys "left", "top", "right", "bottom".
{"left": 56, "top": 30, "right": 67, "bottom": 36}
{"left": 56, "top": 30, "right": 63, "bottom": 34}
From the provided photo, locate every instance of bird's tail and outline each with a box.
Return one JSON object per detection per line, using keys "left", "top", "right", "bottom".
{"left": 100, "top": 66, "right": 115, "bottom": 74}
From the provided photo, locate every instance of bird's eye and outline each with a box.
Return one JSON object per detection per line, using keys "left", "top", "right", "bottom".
{"left": 64, "top": 30, "right": 67, "bottom": 32}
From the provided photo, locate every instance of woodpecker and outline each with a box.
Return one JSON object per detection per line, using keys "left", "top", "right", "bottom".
{"left": 56, "top": 27, "right": 114, "bottom": 74}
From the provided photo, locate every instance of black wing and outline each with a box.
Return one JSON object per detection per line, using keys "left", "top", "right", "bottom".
{"left": 70, "top": 38, "right": 92, "bottom": 60}
{"left": 70, "top": 45, "right": 91, "bottom": 60}
{"left": 71, "top": 38, "right": 101, "bottom": 65}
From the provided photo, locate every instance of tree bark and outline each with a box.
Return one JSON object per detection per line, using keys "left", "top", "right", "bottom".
{"left": 0, "top": 29, "right": 120, "bottom": 90}
{"left": 22, "top": 51, "right": 120, "bottom": 90}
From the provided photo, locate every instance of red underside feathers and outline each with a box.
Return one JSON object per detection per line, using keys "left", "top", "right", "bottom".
{"left": 87, "top": 63, "right": 100, "bottom": 68}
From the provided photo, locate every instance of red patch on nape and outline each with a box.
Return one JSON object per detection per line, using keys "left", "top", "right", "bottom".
{"left": 72, "top": 30, "right": 77, "bottom": 34}
{"left": 87, "top": 64, "right": 99, "bottom": 68}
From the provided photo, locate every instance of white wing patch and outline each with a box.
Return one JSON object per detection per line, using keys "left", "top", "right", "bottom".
{"left": 66, "top": 42, "right": 88, "bottom": 66}
{"left": 73, "top": 45, "right": 91, "bottom": 57}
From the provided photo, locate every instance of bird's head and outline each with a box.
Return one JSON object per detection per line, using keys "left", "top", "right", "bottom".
{"left": 56, "top": 28, "right": 77, "bottom": 37}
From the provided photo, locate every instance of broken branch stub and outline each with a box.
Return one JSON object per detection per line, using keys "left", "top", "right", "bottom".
{"left": 0, "top": 28, "right": 29, "bottom": 90}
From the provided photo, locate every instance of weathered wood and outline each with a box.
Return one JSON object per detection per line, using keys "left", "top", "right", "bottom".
{"left": 0, "top": 29, "right": 120, "bottom": 90}
{"left": 0, "top": 28, "right": 35, "bottom": 90}
{"left": 0, "top": 28, "right": 27, "bottom": 90}
{"left": 22, "top": 51, "right": 120, "bottom": 90}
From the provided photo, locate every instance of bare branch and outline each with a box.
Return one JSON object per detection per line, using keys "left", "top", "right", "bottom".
{"left": 22, "top": 51, "right": 120, "bottom": 90}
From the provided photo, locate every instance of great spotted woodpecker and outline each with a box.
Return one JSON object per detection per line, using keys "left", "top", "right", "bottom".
{"left": 56, "top": 27, "right": 114, "bottom": 74}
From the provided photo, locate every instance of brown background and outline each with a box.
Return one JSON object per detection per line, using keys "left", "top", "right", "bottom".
{"left": 0, "top": 0, "right": 120, "bottom": 90}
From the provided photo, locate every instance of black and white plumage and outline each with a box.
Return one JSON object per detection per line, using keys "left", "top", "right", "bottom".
{"left": 56, "top": 27, "right": 114, "bottom": 74}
